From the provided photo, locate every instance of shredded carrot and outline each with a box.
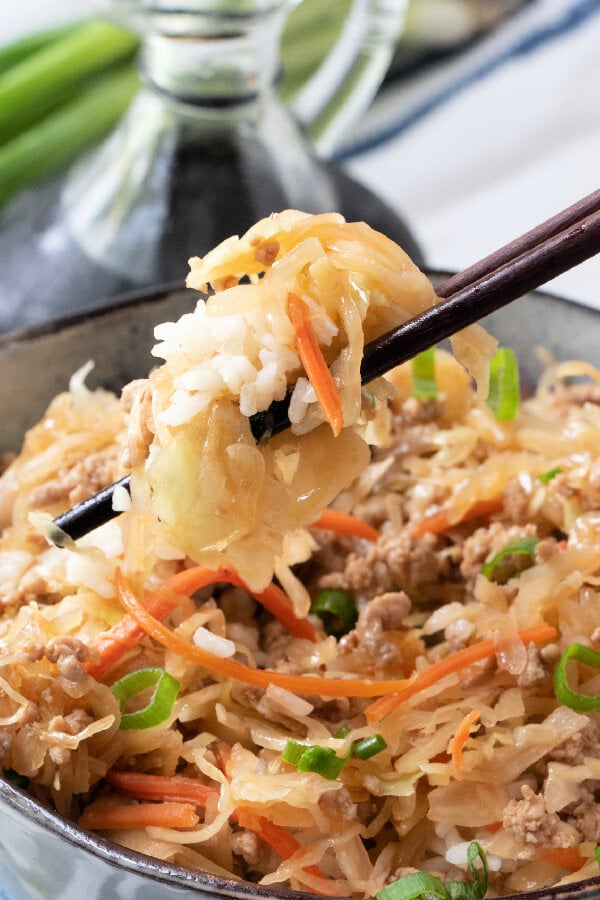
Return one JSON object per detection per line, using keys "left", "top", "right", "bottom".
{"left": 536, "top": 846, "right": 586, "bottom": 872}
{"left": 101, "top": 767, "right": 334, "bottom": 890}
{"left": 79, "top": 799, "right": 199, "bottom": 830}
{"left": 288, "top": 292, "right": 343, "bottom": 437}
{"left": 85, "top": 585, "right": 185, "bottom": 679}
{"left": 365, "top": 621, "right": 557, "bottom": 723}
{"left": 115, "top": 572, "right": 557, "bottom": 707}
{"left": 236, "top": 809, "right": 339, "bottom": 895}
{"left": 88, "top": 564, "right": 315, "bottom": 680}
{"left": 202, "top": 567, "right": 317, "bottom": 642}
{"left": 212, "top": 742, "right": 333, "bottom": 893}
{"left": 412, "top": 497, "right": 504, "bottom": 537}
{"left": 450, "top": 709, "right": 481, "bottom": 780}
{"left": 312, "top": 508, "right": 380, "bottom": 542}
{"left": 105, "top": 770, "right": 219, "bottom": 807}
{"left": 115, "top": 570, "right": 411, "bottom": 698}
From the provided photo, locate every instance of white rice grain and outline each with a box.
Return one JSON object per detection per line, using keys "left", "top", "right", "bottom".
{"left": 193, "top": 626, "right": 236, "bottom": 658}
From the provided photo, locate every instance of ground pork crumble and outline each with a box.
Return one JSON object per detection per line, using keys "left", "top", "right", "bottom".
{"left": 3, "top": 353, "right": 600, "bottom": 898}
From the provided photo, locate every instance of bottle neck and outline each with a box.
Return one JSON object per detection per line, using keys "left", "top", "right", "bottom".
{"left": 139, "top": 6, "right": 288, "bottom": 105}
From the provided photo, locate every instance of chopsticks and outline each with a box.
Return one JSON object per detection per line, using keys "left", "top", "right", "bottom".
{"left": 53, "top": 190, "right": 600, "bottom": 541}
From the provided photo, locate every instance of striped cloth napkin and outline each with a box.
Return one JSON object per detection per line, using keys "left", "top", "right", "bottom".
{"left": 342, "top": 0, "right": 600, "bottom": 307}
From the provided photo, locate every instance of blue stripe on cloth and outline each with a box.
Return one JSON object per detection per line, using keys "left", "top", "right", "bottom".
{"left": 337, "top": 0, "right": 600, "bottom": 160}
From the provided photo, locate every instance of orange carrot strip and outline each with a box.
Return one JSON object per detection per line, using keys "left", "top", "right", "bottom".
{"left": 79, "top": 799, "right": 199, "bottom": 830}
{"left": 115, "top": 570, "right": 411, "bottom": 698}
{"left": 88, "top": 564, "right": 316, "bottom": 680}
{"left": 116, "top": 572, "right": 557, "bottom": 707}
{"left": 450, "top": 709, "right": 481, "bottom": 780}
{"left": 211, "top": 743, "right": 333, "bottom": 893}
{"left": 235, "top": 809, "right": 339, "bottom": 895}
{"left": 312, "top": 508, "right": 380, "bottom": 542}
{"left": 288, "top": 292, "right": 343, "bottom": 437}
{"left": 536, "top": 847, "right": 586, "bottom": 872}
{"left": 85, "top": 586, "right": 184, "bottom": 679}
{"left": 103, "top": 768, "right": 333, "bottom": 889}
{"left": 147, "top": 566, "right": 317, "bottom": 642}
{"left": 206, "top": 567, "right": 317, "bottom": 642}
{"left": 365, "top": 622, "right": 557, "bottom": 723}
{"left": 105, "top": 770, "right": 219, "bottom": 807}
{"left": 412, "top": 497, "right": 504, "bottom": 538}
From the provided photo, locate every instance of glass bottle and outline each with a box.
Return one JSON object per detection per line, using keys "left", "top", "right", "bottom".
{"left": 0, "top": 0, "right": 408, "bottom": 331}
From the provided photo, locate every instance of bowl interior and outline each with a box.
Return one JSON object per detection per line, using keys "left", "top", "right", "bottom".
{"left": 1, "top": 279, "right": 600, "bottom": 900}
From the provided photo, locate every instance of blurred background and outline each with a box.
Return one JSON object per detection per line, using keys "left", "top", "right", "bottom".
{"left": 0, "top": 0, "right": 599, "bottom": 332}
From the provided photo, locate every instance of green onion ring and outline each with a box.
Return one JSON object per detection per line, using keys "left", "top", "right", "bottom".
{"left": 554, "top": 643, "right": 600, "bottom": 712}
{"left": 310, "top": 588, "right": 358, "bottom": 637}
{"left": 353, "top": 734, "right": 387, "bottom": 760}
{"left": 481, "top": 536, "right": 539, "bottom": 584}
{"left": 111, "top": 667, "right": 180, "bottom": 730}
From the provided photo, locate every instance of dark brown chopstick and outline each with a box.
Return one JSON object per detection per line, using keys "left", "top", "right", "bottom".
{"left": 53, "top": 193, "right": 600, "bottom": 540}
{"left": 435, "top": 187, "right": 600, "bottom": 300}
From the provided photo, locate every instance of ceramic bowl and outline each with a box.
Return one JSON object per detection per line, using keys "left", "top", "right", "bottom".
{"left": 1, "top": 280, "right": 600, "bottom": 900}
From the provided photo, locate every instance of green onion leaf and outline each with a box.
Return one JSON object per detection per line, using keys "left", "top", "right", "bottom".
{"left": 411, "top": 347, "right": 438, "bottom": 399}
{"left": 487, "top": 347, "right": 520, "bottom": 420}
{"left": 448, "top": 841, "right": 488, "bottom": 899}
{"left": 353, "top": 734, "right": 387, "bottom": 760}
{"left": 539, "top": 466, "right": 563, "bottom": 485}
{"left": 282, "top": 740, "right": 346, "bottom": 780}
{"left": 481, "top": 536, "right": 539, "bottom": 584}
{"left": 111, "top": 667, "right": 180, "bottom": 730}
{"left": 376, "top": 842, "right": 488, "bottom": 900}
{"left": 310, "top": 588, "right": 358, "bottom": 638}
{"left": 595, "top": 844, "right": 600, "bottom": 869}
{"left": 334, "top": 725, "right": 350, "bottom": 739}
{"left": 376, "top": 871, "right": 450, "bottom": 900}
{"left": 553, "top": 643, "right": 600, "bottom": 712}
{"left": 297, "top": 745, "right": 346, "bottom": 779}
{"left": 281, "top": 740, "right": 308, "bottom": 767}
{"left": 3, "top": 768, "right": 29, "bottom": 789}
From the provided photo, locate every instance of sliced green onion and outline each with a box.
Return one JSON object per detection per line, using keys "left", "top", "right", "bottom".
{"left": 411, "top": 347, "right": 438, "bottom": 399}
{"left": 481, "top": 536, "right": 539, "bottom": 584}
{"left": 3, "top": 768, "right": 29, "bottom": 789}
{"left": 282, "top": 740, "right": 346, "bottom": 780}
{"left": 111, "top": 667, "right": 180, "bottom": 730}
{"left": 376, "top": 842, "right": 488, "bottom": 900}
{"left": 486, "top": 347, "right": 520, "bottom": 420}
{"left": 539, "top": 466, "right": 563, "bottom": 485}
{"left": 353, "top": 734, "right": 387, "bottom": 760}
{"left": 334, "top": 725, "right": 350, "bottom": 739}
{"left": 297, "top": 745, "right": 346, "bottom": 779}
{"left": 310, "top": 588, "right": 358, "bottom": 638}
{"left": 376, "top": 871, "right": 449, "bottom": 900}
{"left": 281, "top": 740, "right": 308, "bottom": 767}
{"left": 553, "top": 643, "right": 600, "bottom": 712}
{"left": 595, "top": 844, "right": 600, "bottom": 869}
{"left": 448, "top": 841, "right": 489, "bottom": 900}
